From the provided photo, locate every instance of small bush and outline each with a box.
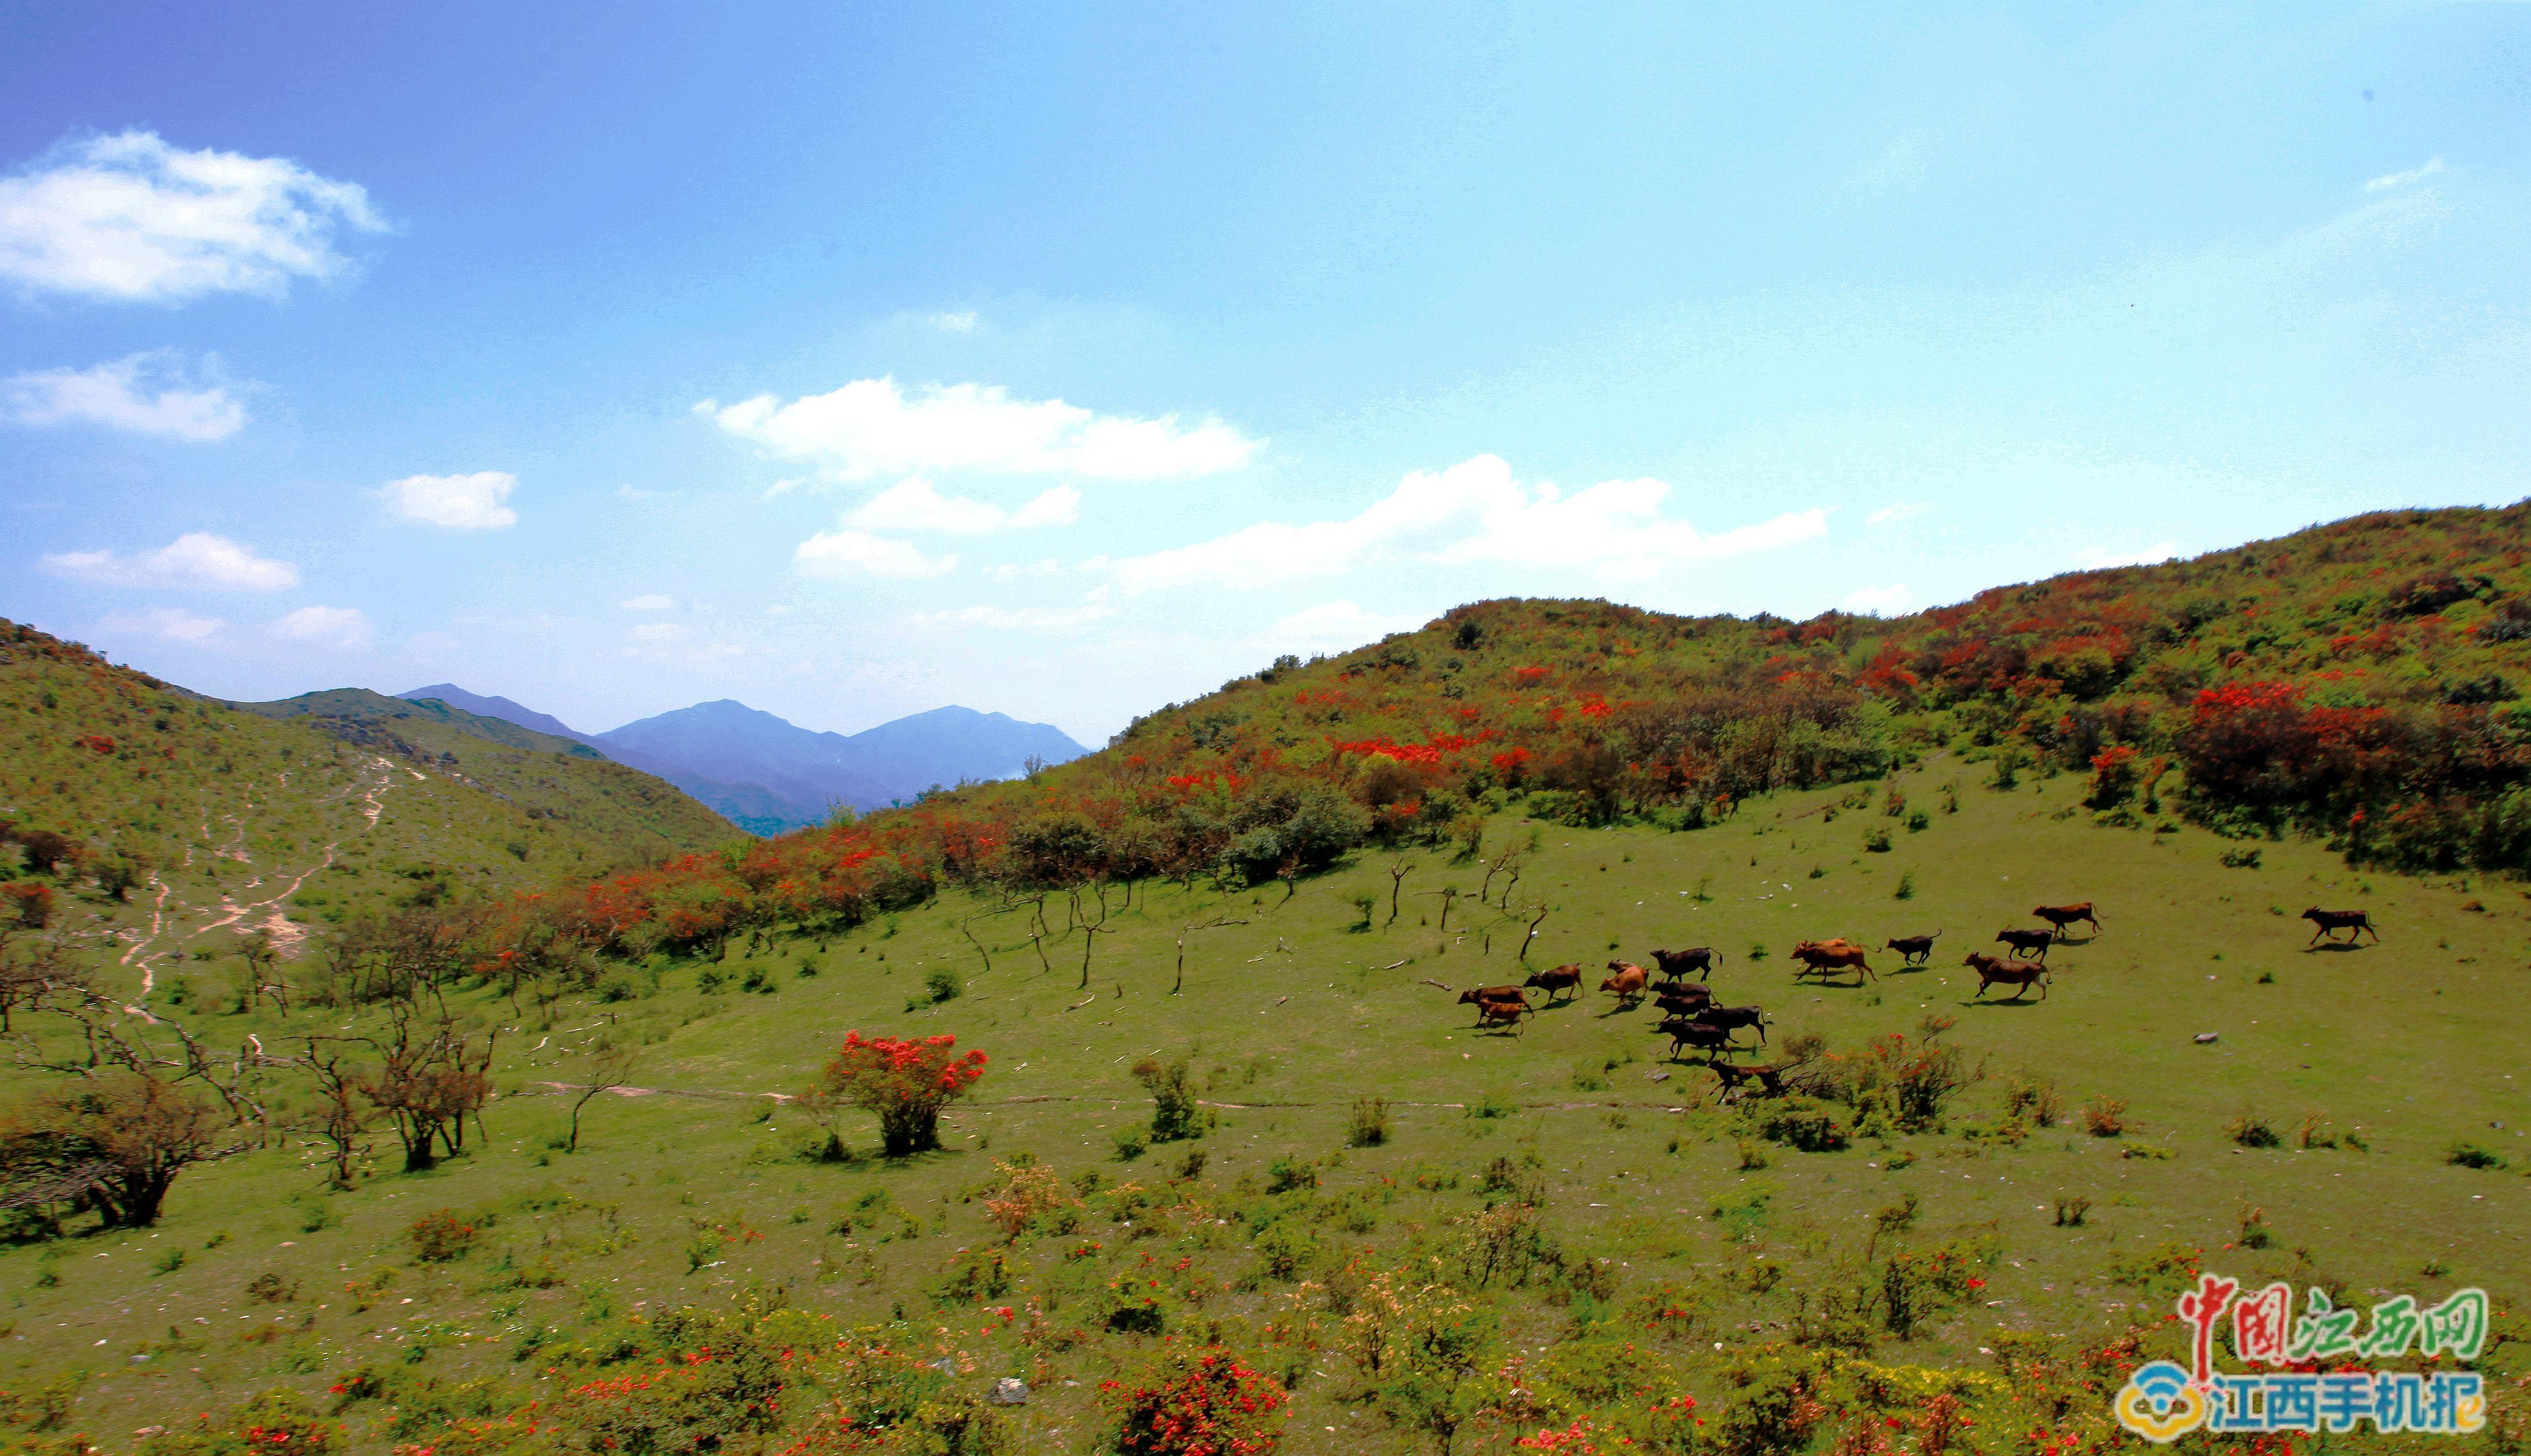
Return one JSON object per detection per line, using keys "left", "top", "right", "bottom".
{"left": 1112, "top": 1129, "right": 1147, "bottom": 1162}
{"left": 2082, "top": 1096, "right": 2128, "bottom": 1138}
{"left": 2237, "top": 1203, "right": 2272, "bottom": 1249}
{"left": 2004, "top": 1073, "right": 2066, "bottom": 1127}
{"left": 1346, "top": 1095, "right": 1391, "bottom": 1148}
{"left": 1102, "top": 1348, "right": 1288, "bottom": 1456}
{"left": 244, "top": 1272, "right": 297, "bottom": 1303}
{"left": 2220, "top": 846, "right": 2263, "bottom": 869}
{"left": 1754, "top": 1096, "right": 1850, "bottom": 1153}
{"left": 1905, "top": 809, "right": 1931, "bottom": 833}
{"left": 2227, "top": 1112, "right": 2282, "bottom": 1149}
{"left": 1863, "top": 827, "right": 1893, "bottom": 853}
{"left": 1265, "top": 1155, "right": 1318, "bottom": 1194}
{"left": 922, "top": 968, "right": 960, "bottom": 1003}
{"left": 151, "top": 1246, "right": 187, "bottom": 1275}
{"left": 407, "top": 1209, "right": 481, "bottom": 1263}
{"left": 1892, "top": 870, "right": 1915, "bottom": 899}
{"left": 2052, "top": 1196, "right": 2090, "bottom": 1227}
{"left": 1130, "top": 1055, "right": 1212, "bottom": 1142}
{"left": 2447, "top": 1142, "right": 2508, "bottom": 1170}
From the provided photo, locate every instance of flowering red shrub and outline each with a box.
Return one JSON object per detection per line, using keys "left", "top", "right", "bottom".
{"left": 3, "top": 881, "right": 52, "bottom": 928}
{"left": 808, "top": 1033, "right": 989, "bottom": 1157}
{"left": 1102, "top": 1346, "right": 1288, "bottom": 1456}
{"left": 407, "top": 1209, "right": 480, "bottom": 1262}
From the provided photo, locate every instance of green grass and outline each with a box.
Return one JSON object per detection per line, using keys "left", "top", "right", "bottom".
{"left": 4, "top": 762, "right": 2524, "bottom": 1450}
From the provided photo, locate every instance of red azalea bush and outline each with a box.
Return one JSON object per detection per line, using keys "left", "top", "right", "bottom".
{"left": 809, "top": 1033, "right": 989, "bottom": 1157}
{"left": 1102, "top": 1346, "right": 1288, "bottom": 1456}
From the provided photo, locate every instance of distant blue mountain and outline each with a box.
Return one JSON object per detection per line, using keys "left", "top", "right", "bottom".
{"left": 396, "top": 686, "right": 1087, "bottom": 834}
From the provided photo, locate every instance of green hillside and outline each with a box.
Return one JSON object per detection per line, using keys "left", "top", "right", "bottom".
{"left": 2, "top": 507, "right": 2528, "bottom": 1455}
{"left": 0, "top": 620, "right": 737, "bottom": 981}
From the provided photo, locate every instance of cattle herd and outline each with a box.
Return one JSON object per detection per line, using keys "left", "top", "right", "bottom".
{"left": 1450, "top": 902, "right": 2110, "bottom": 1098}
{"left": 1451, "top": 890, "right": 2385, "bottom": 1099}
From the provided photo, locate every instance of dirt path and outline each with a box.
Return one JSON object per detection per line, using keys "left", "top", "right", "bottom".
{"left": 519, "top": 1082, "right": 1703, "bottom": 1115}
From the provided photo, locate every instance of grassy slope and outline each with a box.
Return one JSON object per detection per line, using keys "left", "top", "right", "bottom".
{"left": 0, "top": 622, "right": 736, "bottom": 987}
{"left": 7, "top": 763, "right": 2525, "bottom": 1450}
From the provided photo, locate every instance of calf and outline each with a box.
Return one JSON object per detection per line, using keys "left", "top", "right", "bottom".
{"left": 1523, "top": 964, "right": 1583, "bottom": 1002}
{"left": 1964, "top": 951, "right": 2050, "bottom": 1001}
{"left": 1700, "top": 1059, "right": 1788, "bottom": 1100}
{"left": 1885, "top": 930, "right": 1942, "bottom": 966}
{"left": 1649, "top": 946, "right": 1718, "bottom": 983}
{"left": 1994, "top": 927, "right": 2054, "bottom": 960}
{"left": 2033, "top": 902, "right": 2101, "bottom": 938}
{"left": 1472, "top": 998, "right": 1533, "bottom": 1033}
{"left": 1600, "top": 961, "right": 1649, "bottom": 1003}
{"left": 1655, "top": 1015, "right": 1742, "bottom": 1059}
{"left": 2301, "top": 907, "right": 2380, "bottom": 945}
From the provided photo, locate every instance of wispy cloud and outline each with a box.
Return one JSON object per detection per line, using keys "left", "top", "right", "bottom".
{"left": 793, "top": 529, "right": 958, "bottom": 579}
{"left": 1840, "top": 584, "right": 1911, "bottom": 616}
{"left": 1866, "top": 501, "right": 1932, "bottom": 527}
{"left": 702, "top": 376, "right": 1261, "bottom": 481}
{"left": 4, "top": 350, "right": 248, "bottom": 440}
{"left": 918, "top": 602, "right": 1116, "bottom": 633}
{"left": 1107, "top": 455, "right": 1827, "bottom": 593}
{"left": 928, "top": 310, "right": 979, "bottom": 333}
{"left": 270, "top": 605, "right": 374, "bottom": 648}
{"left": 0, "top": 130, "right": 386, "bottom": 302}
{"left": 2364, "top": 157, "right": 2445, "bottom": 192}
{"left": 619, "top": 593, "right": 677, "bottom": 611}
{"left": 847, "top": 478, "right": 1080, "bottom": 534}
{"left": 378, "top": 471, "right": 518, "bottom": 530}
{"left": 103, "top": 607, "right": 224, "bottom": 643}
{"left": 41, "top": 531, "right": 298, "bottom": 591}
{"left": 1259, "top": 601, "right": 1424, "bottom": 656}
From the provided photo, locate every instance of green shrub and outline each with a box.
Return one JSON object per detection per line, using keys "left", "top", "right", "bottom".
{"left": 1347, "top": 1095, "right": 1391, "bottom": 1148}
{"left": 2448, "top": 1142, "right": 2508, "bottom": 1170}
{"left": 923, "top": 968, "right": 960, "bottom": 1003}
{"left": 1130, "top": 1054, "right": 1212, "bottom": 1142}
{"left": 406, "top": 1209, "right": 482, "bottom": 1263}
{"left": 1755, "top": 1096, "right": 1851, "bottom": 1153}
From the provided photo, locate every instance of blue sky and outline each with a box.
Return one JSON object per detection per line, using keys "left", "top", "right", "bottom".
{"left": 5, "top": 3, "right": 2527, "bottom": 743}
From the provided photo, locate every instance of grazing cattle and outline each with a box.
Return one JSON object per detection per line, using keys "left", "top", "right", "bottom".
{"left": 1600, "top": 962, "right": 1649, "bottom": 1002}
{"left": 1652, "top": 985, "right": 1716, "bottom": 1018}
{"left": 1964, "top": 951, "right": 2050, "bottom": 1000}
{"left": 2301, "top": 907, "right": 2380, "bottom": 945}
{"left": 1523, "top": 964, "right": 1583, "bottom": 1002}
{"left": 1994, "top": 927, "right": 2054, "bottom": 960}
{"left": 1655, "top": 1016, "right": 1742, "bottom": 1059}
{"left": 1790, "top": 940, "right": 1877, "bottom": 982}
{"left": 1696, "top": 1004, "right": 1769, "bottom": 1044}
{"left": 1699, "top": 1059, "right": 1788, "bottom": 1100}
{"left": 2033, "top": 902, "right": 2101, "bottom": 938}
{"left": 1885, "top": 930, "right": 1942, "bottom": 966}
{"left": 1471, "top": 998, "right": 1533, "bottom": 1032}
{"left": 1649, "top": 947, "right": 1718, "bottom": 983}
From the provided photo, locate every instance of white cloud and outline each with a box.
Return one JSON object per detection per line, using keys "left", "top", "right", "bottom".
{"left": 2365, "top": 157, "right": 2445, "bottom": 192}
{"left": 702, "top": 377, "right": 1260, "bottom": 480}
{"left": 377, "top": 471, "right": 518, "bottom": 530}
{"left": 794, "top": 529, "right": 958, "bottom": 579}
{"left": 103, "top": 607, "right": 224, "bottom": 643}
{"left": 1866, "top": 501, "right": 1932, "bottom": 527}
{"left": 40, "top": 531, "right": 298, "bottom": 591}
{"left": 0, "top": 130, "right": 385, "bottom": 303}
{"left": 2072, "top": 540, "right": 2178, "bottom": 570}
{"left": 1108, "top": 455, "right": 1828, "bottom": 593}
{"left": 920, "top": 602, "right": 1117, "bottom": 633}
{"left": 626, "top": 622, "right": 688, "bottom": 644}
{"left": 846, "top": 478, "right": 1080, "bottom": 534}
{"left": 619, "top": 593, "right": 677, "bottom": 611}
{"left": 1840, "top": 584, "right": 1912, "bottom": 616}
{"left": 1261, "top": 601, "right": 1425, "bottom": 656}
{"left": 4, "top": 350, "right": 247, "bottom": 440}
{"left": 986, "top": 558, "right": 1063, "bottom": 579}
{"left": 928, "top": 310, "right": 979, "bottom": 333}
{"left": 270, "top": 605, "right": 373, "bottom": 648}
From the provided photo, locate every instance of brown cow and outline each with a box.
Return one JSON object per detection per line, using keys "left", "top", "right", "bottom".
{"left": 1523, "top": 964, "right": 1583, "bottom": 1002}
{"left": 1649, "top": 947, "right": 1718, "bottom": 983}
{"left": 1600, "top": 961, "right": 1649, "bottom": 1003}
{"left": 1964, "top": 951, "right": 2050, "bottom": 1000}
{"left": 2301, "top": 907, "right": 2380, "bottom": 945}
{"left": 1994, "top": 927, "right": 2054, "bottom": 960}
{"left": 1885, "top": 930, "right": 1941, "bottom": 966}
{"left": 1472, "top": 998, "right": 1533, "bottom": 1033}
{"left": 1458, "top": 985, "right": 1528, "bottom": 1008}
{"left": 1699, "top": 1058, "right": 1788, "bottom": 1100}
{"left": 2033, "top": 902, "right": 2100, "bottom": 938}
{"left": 1790, "top": 940, "right": 1876, "bottom": 983}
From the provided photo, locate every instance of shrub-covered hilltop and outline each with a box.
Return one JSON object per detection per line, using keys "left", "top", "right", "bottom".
{"left": 3, "top": 506, "right": 2529, "bottom": 1456}
{"left": 532, "top": 501, "right": 2530, "bottom": 960}
{"left": 0, "top": 620, "right": 734, "bottom": 948}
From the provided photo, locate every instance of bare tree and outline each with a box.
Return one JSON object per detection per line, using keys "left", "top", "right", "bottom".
{"left": 1172, "top": 913, "right": 1249, "bottom": 995}
{"left": 566, "top": 1038, "right": 640, "bottom": 1153}
{"left": 1385, "top": 857, "right": 1416, "bottom": 927}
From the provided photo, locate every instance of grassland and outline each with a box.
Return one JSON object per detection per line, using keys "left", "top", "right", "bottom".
{"left": 5, "top": 759, "right": 2523, "bottom": 1452}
